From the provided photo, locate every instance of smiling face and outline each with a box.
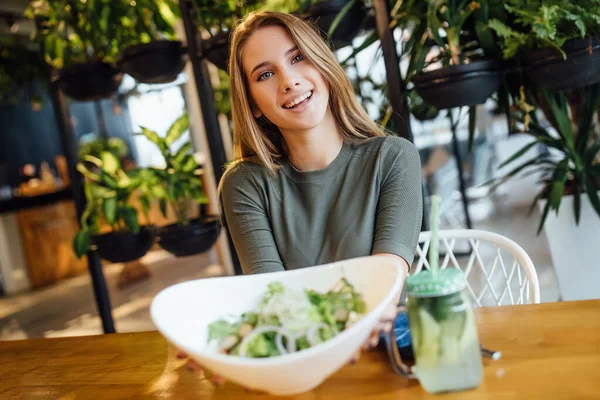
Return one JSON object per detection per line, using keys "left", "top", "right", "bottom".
{"left": 242, "top": 25, "right": 331, "bottom": 134}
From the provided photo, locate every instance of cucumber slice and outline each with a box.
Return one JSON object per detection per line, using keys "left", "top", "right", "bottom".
{"left": 416, "top": 308, "right": 441, "bottom": 368}
{"left": 439, "top": 335, "right": 461, "bottom": 365}
{"left": 459, "top": 307, "right": 478, "bottom": 350}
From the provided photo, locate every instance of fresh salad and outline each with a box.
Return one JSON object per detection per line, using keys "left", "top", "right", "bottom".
{"left": 207, "top": 278, "right": 367, "bottom": 358}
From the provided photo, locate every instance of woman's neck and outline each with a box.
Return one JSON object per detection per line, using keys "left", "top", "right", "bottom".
{"left": 280, "top": 108, "right": 343, "bottom": 172}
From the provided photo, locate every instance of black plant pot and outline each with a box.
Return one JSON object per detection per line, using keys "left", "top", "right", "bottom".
{"left": 203, "top": 32, "right": 231, "bottom": 72}
{"left": 57, "top": 62, "right": 123, "bottom": 101}
{"left": 411, "top": 60, "right": 504, "bottom": 110}
{"left": 119, "top": 40, "right": 186, "bottom": 84}
{"left": 307, "top": 0, "right": 366, "bottom": 49}
{"left": 157, "top": 216, "right": 221, "bottom": 257}
{"left": 524, "top": 36, "right": 600, "bottom": 92}
{"left": 93, "top": 226, "right": 156, "bottom": 264}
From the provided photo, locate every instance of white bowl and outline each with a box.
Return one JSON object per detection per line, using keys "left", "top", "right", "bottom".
{"left": 150, "top": 255, "right": 404, "bottom": 395}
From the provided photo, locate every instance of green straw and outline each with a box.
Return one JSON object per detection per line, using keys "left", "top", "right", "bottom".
{"left": 429, "top": 195, "right": 441, "bottom": 277}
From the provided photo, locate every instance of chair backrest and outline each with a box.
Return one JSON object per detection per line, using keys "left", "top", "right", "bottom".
{"left": 412, "top": 229, "right": 540, "bottom": 306}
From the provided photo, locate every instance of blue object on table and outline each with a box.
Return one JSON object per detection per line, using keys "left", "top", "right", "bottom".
{"left": 381, "top": 310, "right": 415, "bottom": 362}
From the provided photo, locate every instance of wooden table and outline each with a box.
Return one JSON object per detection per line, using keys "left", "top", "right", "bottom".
{"left": 1, "top": 300, "right": 599, "bottom": 399}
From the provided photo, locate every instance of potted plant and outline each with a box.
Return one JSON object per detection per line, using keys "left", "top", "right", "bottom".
{"left": 409, "top": 0, "right": 504, "bottom": 110}
{"left": 25, "top": 0, "right": 125, "bottom": 101}
{"left": 117, "top": 0, "right": 186, "bottom": 84}
{"left": 73, "top": 151, "right": 156, "bottom": 263}
{"left": 140, "top": 113, "right": 221, "bottom": 257}
{"left": 484, "top": 0, "right": 600, "bottom": 301}
{"left": 489, "top": 0, "right": 600, "bottom": 92}
{"left": 24, "top": 0, "right": 178, "bottom": 100}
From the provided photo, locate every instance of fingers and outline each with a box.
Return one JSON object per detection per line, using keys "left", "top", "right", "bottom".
{"left": 186, "top": 358, "right": 203, "bottom": 372}
{"left": 176, "top": 349, "right": 188, "bottom": 359}
{"left": 362, "top": 330, "right": 380, "bottom": 351}
{"left": 348, "top": 349, "right": 361, "bottom": 365}
{"left": 211, "top": 375, "right": 226, "bottom": 387}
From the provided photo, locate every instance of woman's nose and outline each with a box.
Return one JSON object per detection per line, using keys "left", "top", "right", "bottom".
{"left": 280, "top": 73, "right": 301, "bottom": 93}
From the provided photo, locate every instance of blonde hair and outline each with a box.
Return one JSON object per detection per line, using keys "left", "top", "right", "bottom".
{"left": 226, "top": 11, "right": 386, "bottom": 175}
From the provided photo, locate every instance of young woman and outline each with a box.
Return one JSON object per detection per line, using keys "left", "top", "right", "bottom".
{"left": 221, "top": 11, "right": 423, "bottom": 276}
{"left": 182, "top": 10, "right": 423, "bottom": 385}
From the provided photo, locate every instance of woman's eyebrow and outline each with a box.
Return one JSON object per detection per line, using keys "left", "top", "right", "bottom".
{"left": 250, "top": 46, "right": 299, "bottom": 75}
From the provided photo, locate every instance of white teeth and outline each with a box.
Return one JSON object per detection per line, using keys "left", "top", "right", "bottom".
{"left": 284, "top": 91, "right": 312, "bottom": 108}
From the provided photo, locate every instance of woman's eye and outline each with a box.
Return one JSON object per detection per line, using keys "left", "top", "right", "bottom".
{"left": 292, "top": 53, "right": 304, "bottom": 63}
{"left": 257, "top": 71, "right": 274, "bottom": 81}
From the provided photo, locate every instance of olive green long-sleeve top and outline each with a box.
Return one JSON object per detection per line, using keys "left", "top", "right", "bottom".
{"left": 221, "top": 136, "right": 423, "bottom": 275}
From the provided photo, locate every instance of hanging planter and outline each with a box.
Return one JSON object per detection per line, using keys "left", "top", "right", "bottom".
{"left": 157, "top": 217, "right": 221, "bottom": 257}
{"left": 307, "top": 0, "right": 366, "bottom": 49}
{"left": 118, "top": 40, "right": 186, "bottom": 84}
{"left": 524, "top": 36, "right": 600, "bottom": 92}
{"left": 56, "top": 62, "right": 123, "bottom": 102}
{"left": 93, "top": 226, "right": 156, "bottom": 264}
{"left": 411, "top": 60, "right": 504, "bottom": 110}
{"left": 202, "top": 32, "right": 231, "bottom": 72}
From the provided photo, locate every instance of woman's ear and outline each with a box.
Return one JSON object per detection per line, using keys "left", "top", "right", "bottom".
{"left": 252, "top": 107, "right": 263, "bottom": 119}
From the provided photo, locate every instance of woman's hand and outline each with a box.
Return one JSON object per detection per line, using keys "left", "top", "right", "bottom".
{"left": 348, "top": 301, "right": 398, "bottom": 364}
{"left": 347, "top": 253, "right": 407, "bottom": 363}
{"left": 176, "top": 349, "right": 227, "bottom": 387}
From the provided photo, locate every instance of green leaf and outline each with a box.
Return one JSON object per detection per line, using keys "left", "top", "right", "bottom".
{"left": 549, "top": 180, "right": 565, "bottom": 211}
{"left": 103, "top": 197, "right": 118, "bottom": 224}
{"left": 537, "top": 186, "right": 553, "bottom": 235}
{"left": 174, "top": 143, "right": 193, "bottom": 165}
{"left": 121, "top": 206, "right": 140, "bottom": 233}
{"left": 117, "top": 170, "right": 131, "bottom": 188}
{"left": 208, "top": 320, "right": 238, "bottom": 341}
{"left": 577, "top": 85, "right": 600, "bottom": 154}
{"left": 341, "top": 31, "right": 379, "bottom": 66}
{"left": 159, "top": 198, "right": 168, "bottom": 218}
{"left": 151, "top": 184, "right": 167, "bottom": 199}
{"left": 76, "top": 163, "right": 100, "bottom": 181}
{"left": 468, "top": 106, "right": 476, "bottom": 153}
{"left": 327, "top": 0, "right": 357, "bottom": 37}
{"left": 89, "top": 183, "right": 116, "bottom": 199}
{"left": 101, "top": 151, "right": 120, "bottom": 175}
{"left": 165, "top": 113, "right": 189, "bottom": 146}
{"left": 548, "top": 158, "right": 569, "bottom": 212}
{"left": 167, "top": 181, "right": 177, "bottom": 199}
{"left": 140, "top": 195, "right": 151, "bottom": 219}
{"left": 427, "top": 1, "right": 445, "bottom": 48}
{"left": 100, "top": 173, "right": 119, "bottom": 189}
{"left": 141, "top": 126, "right": 163, "bottom": 147}
{"left": 574, "top": 188, "right": 581, "bottom": 225}
{"left": 73, "top": 230, "right": 90, "bottom": 259}
{"left": 181, "top": 155, "right": 198, "bottom": 173}
{"left": 584, "top": 178, "right": 600, "bottom": 219}
{"left": 498, "top": 141, "right": 539, "bottom": 169}
{"left": 542, "top": 90, "right": 574, "bottom": 150}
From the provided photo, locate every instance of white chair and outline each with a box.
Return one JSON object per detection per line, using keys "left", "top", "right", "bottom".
{"left": 412, "top": 229, "right": 540, "bottom": 306}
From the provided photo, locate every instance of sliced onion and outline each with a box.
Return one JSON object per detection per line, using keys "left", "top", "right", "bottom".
{"left": 238, "top": 325, "right": 296, "bottom": 357}
{"left": 275, "top": 333, "right": 288, "bottom": 355}
{"left": 306, "top": 323, "right": 329, "bottom": 347}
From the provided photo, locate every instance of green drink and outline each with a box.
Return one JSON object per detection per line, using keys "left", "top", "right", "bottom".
{"left": 406, "top": 269, "right": 483, "bottom": 393}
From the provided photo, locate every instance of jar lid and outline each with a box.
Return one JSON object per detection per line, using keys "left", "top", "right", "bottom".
{"left": 405, "top": 268, "right": 467, "bottom": 297}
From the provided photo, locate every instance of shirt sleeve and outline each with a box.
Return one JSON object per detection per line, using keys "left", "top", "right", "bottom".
{"left": 372, "top": 137, "right": 423, "bottom": 266}
{"left": 220, "top": 163, "right": 286, "bottom": 275}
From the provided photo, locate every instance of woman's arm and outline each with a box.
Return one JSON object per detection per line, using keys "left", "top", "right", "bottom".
{"left": 221, "top": 165, "right": 285, "bottom": 275}
{"left": 372, "top": 137, "right": 423, "bottom": 269}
